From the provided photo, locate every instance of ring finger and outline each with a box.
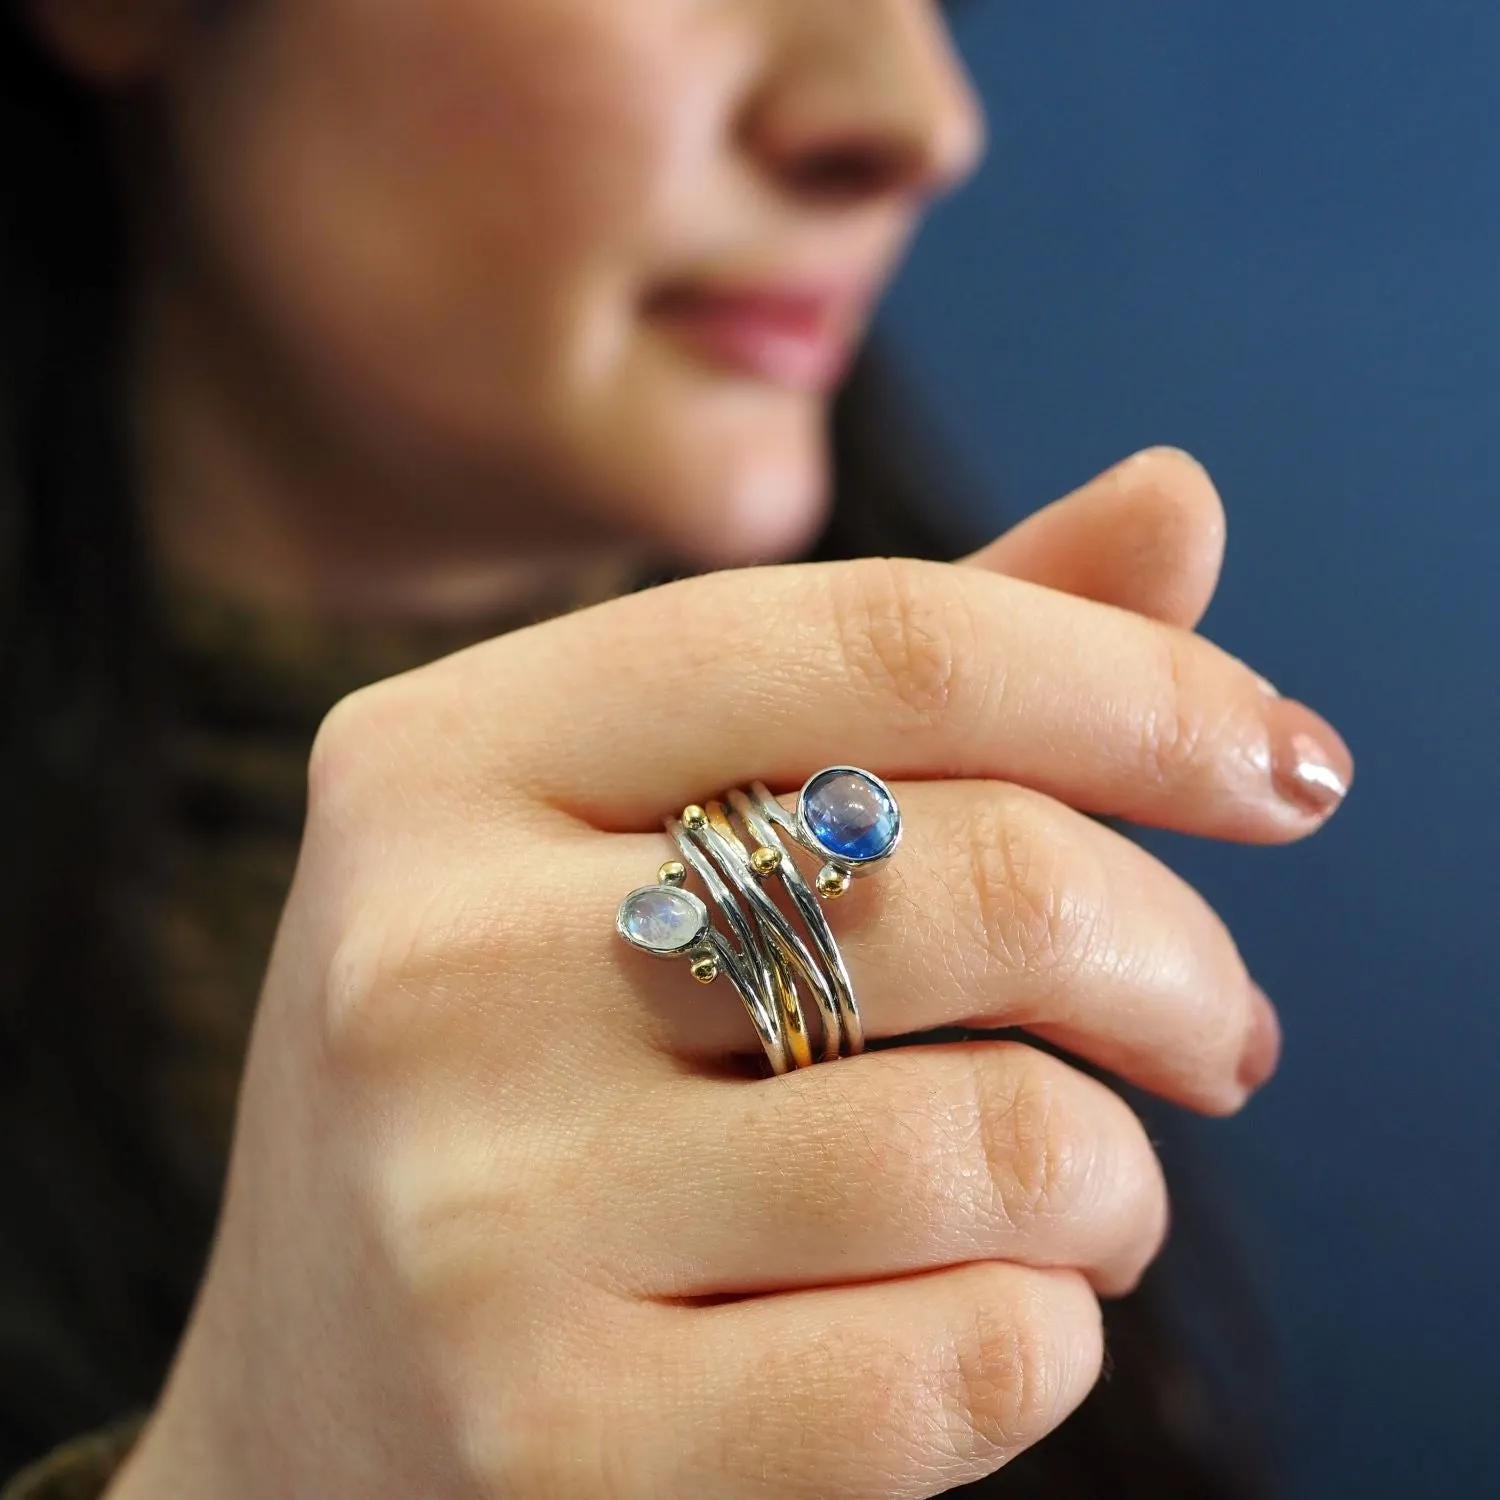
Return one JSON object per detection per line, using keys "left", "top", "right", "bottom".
{"left": 589, "top": 778, "right": 1267, "bottom": 1115}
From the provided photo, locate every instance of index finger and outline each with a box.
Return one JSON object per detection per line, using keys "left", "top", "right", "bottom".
{"left": 464, "top": 556, "right": 1351, "bottom": 843}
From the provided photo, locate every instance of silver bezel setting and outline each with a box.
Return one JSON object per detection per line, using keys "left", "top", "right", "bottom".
{"left": 615, "top": 883, "right": 712, "bottom": 957}
{"left": 793, "top": 764, "right": 904, "bottom": 874}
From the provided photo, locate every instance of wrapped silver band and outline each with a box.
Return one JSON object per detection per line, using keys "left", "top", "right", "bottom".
{"left": 731, "top": 783, "right": 864, "bottom": 1058}
{"left": 661, "top": 811, "right": 797, "bottom": 1075}
{"left": 692, "top": 799, "right": 845, "bottom": 1064}
{"left": 617, "top": 766, "right": 901, "bottom": 1075}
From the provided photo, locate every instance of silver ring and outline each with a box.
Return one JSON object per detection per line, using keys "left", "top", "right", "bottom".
{"left": 616, "top": 824, "right": 794, "bottom": 1074}
{"left": 762, "top": 765, "right": 905, "bottom": 880}
{"left": 728, "top": 786, "right": 857, "bottom": 1058}
{"left": 616, "top": 767, "right": 902, "bottom": 1074}
{"left": 695, "top": 798, "right": 843, "bottom": 1064}
{"left": 667, "top": 807, "right": 815, "bottom": 1074}
{"left": 740, "top": 766, "right": 902, "bottom": 1059}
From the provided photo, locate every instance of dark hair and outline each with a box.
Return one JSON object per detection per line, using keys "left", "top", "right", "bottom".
{"left": 0, "top": 10, "right": 1271, "bottom": 1494}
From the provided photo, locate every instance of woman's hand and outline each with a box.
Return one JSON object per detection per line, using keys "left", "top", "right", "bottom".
{"left": 112, "top": 451, "right": 1350, "bottom": 1500}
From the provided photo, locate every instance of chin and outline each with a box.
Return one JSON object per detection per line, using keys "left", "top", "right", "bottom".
{"left": 608, "top": 367, "right": 836, "bottom": 569}
{"left": 649, "top": 425, "right": 834, "bottom": 570}
{"left": 477, "top": 351, "right": 838, "bottom": 570}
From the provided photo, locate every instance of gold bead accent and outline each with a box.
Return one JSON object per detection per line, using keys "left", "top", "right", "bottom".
{"left": 682, "top": 804, "right": 708, "bottom": 831}
{"left": 658, "top": 861, "right": 687, "bottom": 886}
{"left": 750, "top": 845, "right": 783, "bottom": 877}
{"left": 816, "top": 864, "right": 852, "bottom": 899}
{"left": 690, "top": 953, "right": 719, "bottom": 984}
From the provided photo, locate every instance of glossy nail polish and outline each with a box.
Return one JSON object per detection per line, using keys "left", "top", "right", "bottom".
{"left": 1267, "top": 699, "right": 1353, "bottom": 818}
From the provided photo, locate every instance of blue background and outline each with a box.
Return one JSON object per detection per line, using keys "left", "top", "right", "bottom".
{"left": 883, "top": 5, "right": 1499, "bottom": 1496}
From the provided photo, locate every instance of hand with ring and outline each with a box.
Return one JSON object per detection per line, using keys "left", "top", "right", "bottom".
{"left": 111, "top": 450, "right": 1352, "bottom": 1500}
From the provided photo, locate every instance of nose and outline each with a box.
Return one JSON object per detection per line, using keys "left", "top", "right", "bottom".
{"left": 742, "top": 0, "right": 987, "bottom": 206}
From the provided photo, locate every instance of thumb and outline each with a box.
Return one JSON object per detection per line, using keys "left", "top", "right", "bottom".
{"left": 957, "top": 447, "right": 1227, "bottom": 630}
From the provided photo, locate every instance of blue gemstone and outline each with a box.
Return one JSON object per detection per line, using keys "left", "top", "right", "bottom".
{"left": 802, "top": 770, "right": 898, "bottom": 863}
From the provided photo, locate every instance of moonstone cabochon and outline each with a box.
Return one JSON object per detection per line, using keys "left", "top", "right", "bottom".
{"left": 617, "top": 885, "right": 710, "bottom": 955}
{"left": 799, "top": 768, "right": 900, "bottom": 864}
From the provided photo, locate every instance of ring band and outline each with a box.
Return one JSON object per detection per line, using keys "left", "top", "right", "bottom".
{"left": 670, "top": 805, "right": 814, "bottom": 1073}
{"left": 617, "top": 828, "right": 794, "bottom": 1074}
{"left": 729, "top": 785, "right": 860, "bottom": 1058}
{"left": 740, "top": 766, "right": 902, "bottom": 1059}
{"left": 697, "top": 798, "right": 844, "bottom": 1064}
{"left": 616, "top": 766, "right": 902, "bottom": 1075}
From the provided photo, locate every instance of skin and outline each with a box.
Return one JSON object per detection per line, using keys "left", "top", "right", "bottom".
{"left": 23, "top": 0, "right": 1354, "bottom": 1494}
{"left": 103, "top": 516, "right": 1353, "bottom": 1499}
{"left": 51, "top": 0, "right": 986, "bottom": 612}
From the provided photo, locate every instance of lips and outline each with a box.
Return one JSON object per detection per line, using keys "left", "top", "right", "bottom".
{"left": 645, "top": 280, "right": 868, "bottom": 394}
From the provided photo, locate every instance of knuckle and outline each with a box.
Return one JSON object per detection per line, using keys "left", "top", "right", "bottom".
{"left": 302, "top": 685, "right": 431, "bottom": 1070}
{"left": 966, "top": 794, "right": 1102, "bottom": 993}
{"left": 375, "top": 1158, "right": 633, "bottom": 1495}
{"left": 317, "top": 885, "right": 478, "bottom": 1070}
{"left": 1203, "top": 980, "right": 1260, "bottom": 1102}
{"left": 311, "top": 866, "right": 547, "bottom": 1086}
{"left": 847, "top": 1048, "right": 1098, "bottom": 1245}
{"left": 1147, "top": 910, "right": 1253, "bottom": 1107}
{"left": 1096, "top": 1106, "right": 1172, "bottom": 1293}
{"left": 464, "top": 1396, "right": 589, "bottom": 1500}
{"left": 1127, "top": 1172, "right": 1173, "bottom": 1290}
{"left": 318, "top": 915, "right": 418, "bottom": 1069}
{"left": 306, "top": 681, "right": 398, "bottom": 832}
{"left": 369, "top": 1129, "right": 509, "bottom": 1295}
{"left": 976, "top": 1050, "right": 1093, "bottom": 1230}
{"left": 1143, "top": 633, "right": 1213, "bottom": 786}
{"left": 308, "top": 665, "right": 489, "bottom": 835}
{"left": 939, "top": 1272, "right": 1074, "bottom": 1461}
{"left": 826, "top": 556, "right": 977, "bottom": 727}
{"left": 461, "top": 1330, "right": 632, "bottom": 1500}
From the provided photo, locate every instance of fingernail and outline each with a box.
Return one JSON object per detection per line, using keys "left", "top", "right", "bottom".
{"left": 1267, "top": 699, "right": 1353, "bottom": 818}
{"left": 1254, "top": 673, "right": 1281, "bottom": 699}
{"left": 1238, "top": 985, "right": 1283, "bottom": 1092}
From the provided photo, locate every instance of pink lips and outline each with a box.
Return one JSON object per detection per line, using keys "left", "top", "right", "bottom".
{"left": 646, "top": 281, "right": 866, "bottom": 393}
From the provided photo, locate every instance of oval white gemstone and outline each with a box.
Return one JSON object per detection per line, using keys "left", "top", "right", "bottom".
{"left": 619, "top": 886, "right": 708, "bottom": 954}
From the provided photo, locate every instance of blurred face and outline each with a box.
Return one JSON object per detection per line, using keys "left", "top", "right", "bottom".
{"left": 93, "top": 0, "right": 986, "bottom": 567}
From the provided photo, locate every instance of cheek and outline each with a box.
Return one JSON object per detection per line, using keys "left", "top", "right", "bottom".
{"left": 173, "top": 0, "right": 733, "bottom": 446}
